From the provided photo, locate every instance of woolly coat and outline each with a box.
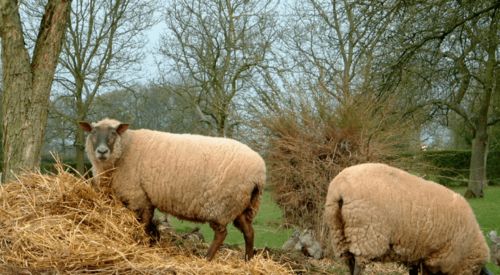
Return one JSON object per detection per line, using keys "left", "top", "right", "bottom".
{"left": 324, "top": 163, "right": 489, "bottom": 275}
{"left": 86, "top": 119, "right": 266, "bottom": 227}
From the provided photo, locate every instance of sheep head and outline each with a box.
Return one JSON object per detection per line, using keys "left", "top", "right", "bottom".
{"left": 79, "top": 119, "right": 129, "bottom": 164}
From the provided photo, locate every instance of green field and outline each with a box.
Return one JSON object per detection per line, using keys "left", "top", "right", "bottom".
{"left": 452, "top": 186, "right": 500, "bottom": 273}
{"left": 169, "top": 186, "right": 500, "bottom": 272}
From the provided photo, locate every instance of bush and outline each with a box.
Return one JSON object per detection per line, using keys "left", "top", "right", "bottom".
{"left": 263, "top": 111, "right": 363, "bottom": 230}
{"left": 261, "top": 93, "right": 420, "bottom": 232}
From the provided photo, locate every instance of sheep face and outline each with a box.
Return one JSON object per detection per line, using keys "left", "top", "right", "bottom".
{"left": 79, "top": 121, "right": 129, "bottom": 163}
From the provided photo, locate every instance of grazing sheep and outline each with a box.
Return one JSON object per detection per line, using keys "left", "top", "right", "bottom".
{"left": 324, "top": 163, "right": 491, "bottom": 275}
{"left": 79, "top": 118, "right": 266, "bottom": 261}
{"left": 487, "top": 231, "right": 500, "bottom": 266}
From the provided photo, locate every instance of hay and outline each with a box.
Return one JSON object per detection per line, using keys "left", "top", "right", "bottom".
{"left": 0, "top": 164, "right": 291, "bottom": 274}
{"left": 261, "top": 248, "right": 407, "bottom": 275}
{"left": 0, "top": 163, "right": 409, "bottom": 274}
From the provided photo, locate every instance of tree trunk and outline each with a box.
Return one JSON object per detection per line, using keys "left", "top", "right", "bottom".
{"left": 465, "top": 128, "right": 488, "bottom": 198}
{"left": 1, "top": 0, "right": 71, "bottom": 182}
{"left": 75, "top": 126, "right": 86, "bottom": 175}
{"left": 74, "top": 77, "right": 86, "bottom": 175}
{"left": 1, "top": 0, "right": 34, "bottom": 180}
{"left": 217, "top": 115, "right": 226, "bottom": 137}
{"left": 464, "top": 13, "right": 497, "bottom": 199}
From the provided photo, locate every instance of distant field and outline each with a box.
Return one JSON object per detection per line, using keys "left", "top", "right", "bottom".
{"left": 169, "top": 186, "right": 500, "bottom": 273}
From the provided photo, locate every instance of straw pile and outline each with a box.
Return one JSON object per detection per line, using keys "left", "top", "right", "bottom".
{"left": 264, "top": 248, "right": 407, "bottom": 275}
{"left": 0, "top": 163, "right": 408, "bottom": 274}
{"left": 0, "top": 164, "right": 291, "bottom": 274}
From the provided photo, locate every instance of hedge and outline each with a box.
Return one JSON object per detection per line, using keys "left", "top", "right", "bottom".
{"left": 418, "top": 150, "right": 500, "bottom": 186}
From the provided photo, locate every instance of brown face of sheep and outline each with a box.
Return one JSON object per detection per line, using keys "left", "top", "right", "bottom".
{"left": 79, "top": 122, "right": 129, "bottom": 162}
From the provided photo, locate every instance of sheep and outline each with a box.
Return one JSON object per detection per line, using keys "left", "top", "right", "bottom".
{"left": 79, "top": 118, "right": 266, "bottom": 261}
{"left": 324, "top": 163, "right": 491, "bottom": 275}
{"left": 487, "top": 231, "right": 500, "bottom": 266}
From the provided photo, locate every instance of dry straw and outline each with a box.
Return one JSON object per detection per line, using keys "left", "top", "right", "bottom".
{"left": 0, "top": 162, "right": 407, "bottom": 274}
{"left": 0, "top": 163, "right": 291, "bottom": 274}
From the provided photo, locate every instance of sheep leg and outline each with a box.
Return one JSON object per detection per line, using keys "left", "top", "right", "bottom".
{"left": 408, "top": 265, "right": 419, "bottom": 275}
{"left": 206, "top": 222, "right": 227, "bottom": 261}
{"left": 346, "top": 254, "right": 362, "bottom": 275}
{"left": 480, "top": 266, "right": 494, "bottom": 275}
{"left": 233, "top": 213, "right": 255, "bottom": 261}
{"left": 138, "top": 205, "right": 159, "bottom": 241}
{"left": 416, "top": 265, "right": 438, "bottom": 275}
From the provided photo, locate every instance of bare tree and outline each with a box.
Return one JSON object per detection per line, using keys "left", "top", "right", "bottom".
{"left": 51, "top": 0, "right": 157, "bottom": 173}
{"left": 87, "top": 83, "right": 207, "bottom": 134}
{"left": 44, "top": 101, "right": 75, "bottom": 158}
{"left": 159, "top": 0, "right": 277, "bottom": 137}
{"left": 0, "top": 0, "right": 71, "bottom": 181}
{"left": 289, "top": 0, "right": 401, "bottom": 103}
{"left": 262, "top": 1, "right": 422, "bottom": 151}
{"left": 393, "top": 0, "right": 500, "bottom": 198}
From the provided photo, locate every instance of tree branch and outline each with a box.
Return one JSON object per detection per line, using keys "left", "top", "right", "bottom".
{"left": 405, "top": 99, "right": 475, "bottom": 130}
{"left": 397, "top": 1, "right": 500, "bottom": 66}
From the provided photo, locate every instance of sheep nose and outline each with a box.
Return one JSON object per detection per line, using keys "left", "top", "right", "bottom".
{"left": 97, "top": 148, "right": 109, "bottom": 154}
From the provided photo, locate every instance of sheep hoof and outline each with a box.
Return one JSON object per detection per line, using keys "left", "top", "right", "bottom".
{"left": 244, "top": 249, "right": 256, "bottom": 261}
{"left": 146, "top": 223, "right": 160, "bottom": 244}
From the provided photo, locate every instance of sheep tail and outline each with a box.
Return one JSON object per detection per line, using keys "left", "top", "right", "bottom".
{"left": 324, "top": 190, "right": 349, "bottom": 259}
{"left": 245, "top": 183, "right": 262, "bottom": 221}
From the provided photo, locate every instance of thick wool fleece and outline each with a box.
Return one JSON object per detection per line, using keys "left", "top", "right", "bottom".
{"left": 324, "top": 163, "right": 489, "bottom": 275}
{"left": 86, "top": 119, "right": 265, "bottom": 227}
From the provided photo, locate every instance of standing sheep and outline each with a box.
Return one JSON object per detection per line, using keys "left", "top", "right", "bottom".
{"left": 324, "top": 163, "right": 491, "bottom": 275}
{"left": 79, "top": 118, "right": 266, "bottom": 261}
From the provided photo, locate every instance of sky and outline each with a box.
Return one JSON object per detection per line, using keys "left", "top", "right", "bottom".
{"left": 140, "top": 20, "right": 167, "bottom": 84}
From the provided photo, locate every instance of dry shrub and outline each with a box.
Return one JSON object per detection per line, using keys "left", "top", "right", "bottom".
{"left": 262, "top": 92, "right": 420, "bottom": 232}
{"left": 0, "top": 164, "right": 291, "bottom": 274}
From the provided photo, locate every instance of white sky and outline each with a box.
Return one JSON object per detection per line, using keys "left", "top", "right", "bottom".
{"left": 140, "top": 20, "right": 167, "bottom": 83}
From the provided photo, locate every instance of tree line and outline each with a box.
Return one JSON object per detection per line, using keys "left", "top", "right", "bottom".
{"left": 1, "top": 0, "right": 499, "bottom": 198}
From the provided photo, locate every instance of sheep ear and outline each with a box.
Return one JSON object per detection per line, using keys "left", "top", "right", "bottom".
{"left": 116, "top": 123, "right": 129, "bottom": 135}
{"left": 79, "top": 122, "right": 92, "bottom": 132}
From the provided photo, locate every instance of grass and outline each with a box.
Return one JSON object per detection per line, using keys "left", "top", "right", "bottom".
{"left": 452, "top": 186, "right": 500, "bottom": 273}
{"left": 168, "top": 189, "right": 293, "bottom": 249}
